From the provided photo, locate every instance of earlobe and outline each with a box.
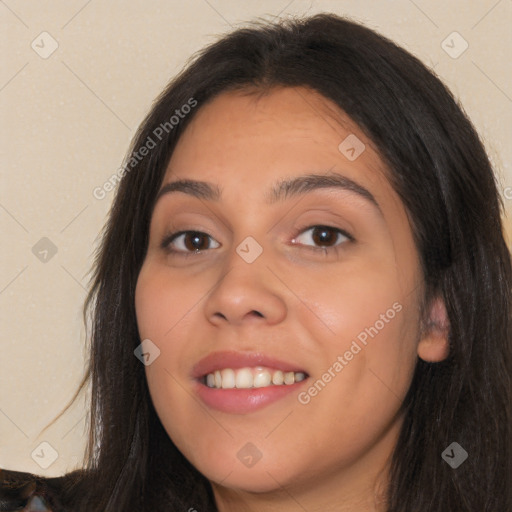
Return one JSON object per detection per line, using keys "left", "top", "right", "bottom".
{"left": 417, "top": 296, "right": 450, "bottom": 362}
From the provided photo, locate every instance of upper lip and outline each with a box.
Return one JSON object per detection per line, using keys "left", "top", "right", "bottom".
{"left": 191, "top": 350, "right": 308, "bottom": 379}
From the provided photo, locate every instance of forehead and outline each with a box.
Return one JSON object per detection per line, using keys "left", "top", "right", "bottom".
{"left": 177, "top": 87, "right": 362, "bottom": 147}
{"left": 164, "top": 87, "right": 389, "bottom": 195}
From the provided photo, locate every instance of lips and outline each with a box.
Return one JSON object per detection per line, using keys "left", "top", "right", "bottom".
{"left": 191, "top": 350, "right": 310, "bottom": 414}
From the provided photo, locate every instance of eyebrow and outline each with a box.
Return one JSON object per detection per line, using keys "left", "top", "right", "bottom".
{"left": 155, "top": 171, "right": 381, "bottom": 213}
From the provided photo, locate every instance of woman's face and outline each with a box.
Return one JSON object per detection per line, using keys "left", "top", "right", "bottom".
{"left": 135, "top": 87, "right": 427, "bottom": 504}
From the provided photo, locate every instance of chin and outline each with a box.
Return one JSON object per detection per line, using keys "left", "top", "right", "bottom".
{"left": 189, "top": 452, "right": 299, "bottom": 494}
{"left": 209, "top": 467, "right": 293, "bottom": 494}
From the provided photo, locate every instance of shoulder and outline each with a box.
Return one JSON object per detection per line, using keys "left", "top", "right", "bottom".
{"left": 0, "top": 468, "right": 94, "bottom": 512}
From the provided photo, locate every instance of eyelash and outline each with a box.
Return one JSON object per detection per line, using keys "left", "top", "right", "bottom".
{"left": 160, "top": 224, "right": 354, "bottom": 258}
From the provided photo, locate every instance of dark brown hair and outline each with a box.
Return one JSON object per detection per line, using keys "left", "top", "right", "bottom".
{"left": 2, "top": 13, "right": 511, "bottom": 512}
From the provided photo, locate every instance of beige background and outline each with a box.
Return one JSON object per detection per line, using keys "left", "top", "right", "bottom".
{"left": 1, "top": 0, "right": 511, "bottom": 476}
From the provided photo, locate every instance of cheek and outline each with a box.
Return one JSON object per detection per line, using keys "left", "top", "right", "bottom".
{"left": 135, "top": 262, "right": 199, "bottom": 340}
{"left": 296, "top": 291, "right": 418, "bottom": 469}
{"left": 292, "top": 257, "right": 420, "bottom": 404}
{"left": 135, "top": 264, "right": 198, "bottom": 409}
{"left": 287, "top": 252, "right": 416, "bottom": 343}
{"left": 135, "top": 264, "right": 204, "bottom": 453}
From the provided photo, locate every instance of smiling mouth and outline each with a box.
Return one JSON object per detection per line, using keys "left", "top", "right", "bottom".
{"left": 202, "top": 366, "right": 308, "bottom": 390}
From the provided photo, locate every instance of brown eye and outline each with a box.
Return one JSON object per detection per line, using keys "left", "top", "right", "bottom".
{"left": 311, "top": 226, "right": 339, "bottom": 246}
{"left": 162, "top": 231, "right": 220, "bottom": 254}
{"left": 292, "top": 225, "right": 351, "bottom": 250}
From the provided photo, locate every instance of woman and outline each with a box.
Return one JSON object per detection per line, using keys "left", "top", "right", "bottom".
{"left": 1, "top": 13, "right": 510, "bottom": 512}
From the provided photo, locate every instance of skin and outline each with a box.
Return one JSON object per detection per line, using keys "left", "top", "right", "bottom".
{"left": 135, "top": 87, "right": 449, "bottom": 512}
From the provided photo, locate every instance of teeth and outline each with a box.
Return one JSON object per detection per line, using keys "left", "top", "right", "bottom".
{"left": 235, "top": 368, "right": 253, "bottom": 389}
{"left": 253, "top": 368, "right": 272, "bottom": 388}
{"left": 272, "top": 370, "right": 284, "bottom": 385}
{"left": 221, "top": 368, "right": 235, "bottom": 389}
{"left": 295, "top": 372, "right": 306, "bottom": 382}
{"left": 204, "top": 367, "right": 307, "bottom": 389}
{"left": 284, "top": 371, "right": 295, "bottom": 385}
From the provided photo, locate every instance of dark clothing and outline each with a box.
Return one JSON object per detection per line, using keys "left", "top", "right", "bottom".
{"left": 0, "top": 469, "right": 89, "bottom": 512}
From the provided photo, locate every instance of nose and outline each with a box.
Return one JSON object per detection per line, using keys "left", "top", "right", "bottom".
{"left": 204, "top": 255, "right": 287, "bottom": 327}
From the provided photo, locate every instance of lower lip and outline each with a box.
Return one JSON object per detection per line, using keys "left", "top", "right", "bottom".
{"left": 194, "top": 380, "right": 308, "bottom": 414}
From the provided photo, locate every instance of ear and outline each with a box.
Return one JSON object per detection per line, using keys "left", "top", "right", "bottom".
{"left": 417, "top": 296, "right": 450, "bottom": 362}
